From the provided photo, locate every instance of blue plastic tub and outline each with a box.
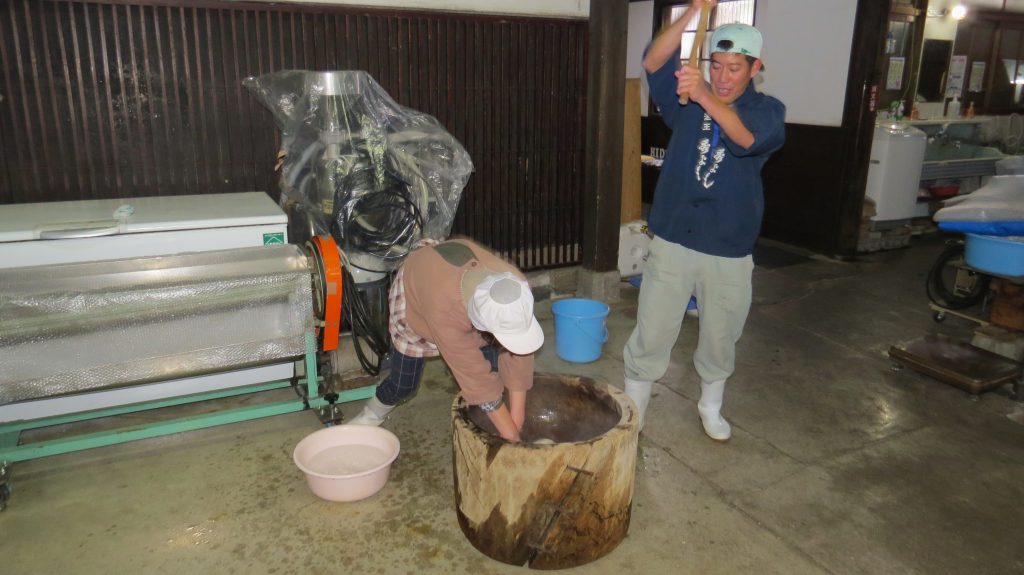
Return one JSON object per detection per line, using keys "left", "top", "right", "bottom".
{"left": 551, "top": 298, "right": 609, "bottom": 363}
{"left": 939, "top": 221, "right": 1024, "bottom": 236}
{"left": 964, "top": 234, "right": 1024, "bottom": 277}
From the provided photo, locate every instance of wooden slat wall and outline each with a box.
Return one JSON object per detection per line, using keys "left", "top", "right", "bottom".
{"left": 0, "top": 0, "right": 588, "bottom": 270}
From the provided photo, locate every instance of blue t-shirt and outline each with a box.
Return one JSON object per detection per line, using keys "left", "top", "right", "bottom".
{"left": 646, "top": 52, "right": 786, "bottom": 257}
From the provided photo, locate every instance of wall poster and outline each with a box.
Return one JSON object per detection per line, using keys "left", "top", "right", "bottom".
{"left": 886, "top": 57, "right": 906, "bottom": 90}
{"left": 946, "top": 55, "right": 967, "bottom": 98}
{"left": 968, "top": 61, "right": 986, "bottom": 92}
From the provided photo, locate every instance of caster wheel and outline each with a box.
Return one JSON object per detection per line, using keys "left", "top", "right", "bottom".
{"left": 316, "top": 403, "right": 344, "bottom": 426}
{"left": 933, "top": 311, "right": 946, "bottom": 322}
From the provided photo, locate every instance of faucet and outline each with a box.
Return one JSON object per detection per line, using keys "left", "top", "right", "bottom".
{"left": 927, "top": 124, "right": 961, "bottom": 148}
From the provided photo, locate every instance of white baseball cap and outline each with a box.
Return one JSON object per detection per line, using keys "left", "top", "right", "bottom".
{"left": 710, "top": 23, "right": 763, "bottom": 59}
{"left": 467, "top": 272, "right": 545, "bottom": 355}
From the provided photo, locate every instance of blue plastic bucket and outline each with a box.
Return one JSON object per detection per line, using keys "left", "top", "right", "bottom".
{"left": 551, "top": 298, "right": 610, "bottom": 363}
{"left": 964, "top": 234, "right": 1024, "bottom": 277}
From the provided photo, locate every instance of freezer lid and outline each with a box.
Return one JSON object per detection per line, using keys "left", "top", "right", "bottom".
{"left": 0, "top": 192, "right": 286, "bottom": 242}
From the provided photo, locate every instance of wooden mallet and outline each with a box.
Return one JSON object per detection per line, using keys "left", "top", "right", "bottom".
{"left": 678, "top": 5, "right": 712, "bottom": 105}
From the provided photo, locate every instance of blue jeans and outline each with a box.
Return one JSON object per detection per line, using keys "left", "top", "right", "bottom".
{"left": 375, "top": 343, "right": 500, "bottom": 406}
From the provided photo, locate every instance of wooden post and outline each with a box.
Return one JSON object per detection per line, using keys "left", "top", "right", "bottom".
{"left": 582, "top": 0, "right": 629, "bottom": 273}
{"left": 621, "top": 78, "right": 643, "bottom": 224}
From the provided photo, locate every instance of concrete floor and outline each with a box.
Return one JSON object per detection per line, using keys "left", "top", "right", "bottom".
{"left": 3, "top": 234, "right": 1023, "bottom": 575}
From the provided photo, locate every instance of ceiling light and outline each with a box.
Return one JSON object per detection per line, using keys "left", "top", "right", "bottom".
{"left": 951, "top": 4, "right": 968, "bottom": 20}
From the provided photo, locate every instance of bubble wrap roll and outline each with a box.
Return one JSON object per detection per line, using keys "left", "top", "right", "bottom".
{"left": 0, "top": 245, "right": 313, "bottom": 405}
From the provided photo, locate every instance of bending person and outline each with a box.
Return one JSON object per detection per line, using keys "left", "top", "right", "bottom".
{"left": 350, "top": 238, "right": 544, "bottom": 442}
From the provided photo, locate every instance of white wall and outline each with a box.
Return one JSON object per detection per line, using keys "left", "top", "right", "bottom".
{"left": 923, "top": 12, "right": 959, "bottom": 42}
{"left": 240, "top": 0, "right": 589, "bottom": 18}
{"left": 627, "top": 1, "right": 655, "bottom": 116}
{"left": 967, "top": 0, "right": 1012, "bottom": 9}
{"left": 624, "top": 0, "right": 858, "bottom": 127}
{"left": 755, "top": 0, "right": 857, "bottom": 126}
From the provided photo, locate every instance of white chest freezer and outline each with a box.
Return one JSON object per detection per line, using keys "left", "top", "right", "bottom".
{"left": 0, "top": 192, "right": 298, "bottom": 422}
{"left": 0, "top": 192, "right": 289, "bottom": 269}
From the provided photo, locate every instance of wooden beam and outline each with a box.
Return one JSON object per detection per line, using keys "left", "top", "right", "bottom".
{"left": 581, "top": 0, "right": 628, "bottom": 272}
{"left": 621, "top": 78, "right": 642, "bottom": 224}
{"left": 834, "top": 0, "right": 894, "bottom": 256}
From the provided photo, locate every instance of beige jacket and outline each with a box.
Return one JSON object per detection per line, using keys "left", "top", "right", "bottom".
{"left": 401, "top": 239, "right": 535, "bottom": 404}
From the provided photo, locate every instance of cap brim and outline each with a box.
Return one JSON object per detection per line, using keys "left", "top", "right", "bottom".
{"left": 494, "top": 316, "right": 545, "bottom": 355}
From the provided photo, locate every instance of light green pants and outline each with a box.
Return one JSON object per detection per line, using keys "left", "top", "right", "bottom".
{"left": 624, "top": 236, "right": 754, "bottom": 384}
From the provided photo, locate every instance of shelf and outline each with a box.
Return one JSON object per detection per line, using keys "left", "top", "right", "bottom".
{"left": 920, "top": 158, "right": 998, "bottom": 180}
{"left": 907, "top": 118, "right": 990, "bottom": 127}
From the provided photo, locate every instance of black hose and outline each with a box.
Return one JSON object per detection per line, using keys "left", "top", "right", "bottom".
{"left": 330, "top": 161, "right": 424, "bottom": 374}
{"left": 341, "top": 267, "right": 391, "bottom": 376}
{"left": 331, "top": 165, "right": 424, "bottom": 273}
{"left": 926, "top": 243, "right": 991, "bottom": 310}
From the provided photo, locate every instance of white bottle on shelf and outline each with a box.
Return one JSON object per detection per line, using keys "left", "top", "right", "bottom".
{"left": 947, "top": 97, "right": 961, "bottom": 119}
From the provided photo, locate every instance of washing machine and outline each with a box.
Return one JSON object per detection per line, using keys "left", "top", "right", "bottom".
{"left": 865, "top": 122, "right": 927, "bottom": 221}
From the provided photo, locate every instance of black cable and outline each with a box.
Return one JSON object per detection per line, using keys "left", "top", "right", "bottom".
{"left": 341, "top": 266, "right": 391, "bottom": 376}
{"left": 346, "top": 191, "right": 423, "bottom": 263}
{"left": 330, "top": 165, "right": 424, "bottom": 273}
{"left": 926, "top": 243, "right": 991, "bottom": 310}
{"left": 329, "top": 160, "right": 424, "bottom": 374}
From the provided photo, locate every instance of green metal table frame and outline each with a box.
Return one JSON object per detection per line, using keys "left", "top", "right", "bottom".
{"left": 0, "top": 333, "right": 376, "bottom": 465}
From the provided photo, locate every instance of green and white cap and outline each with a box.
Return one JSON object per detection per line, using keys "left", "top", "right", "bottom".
{"left": 710, "top": 23, "right": 763, "bottom": 59}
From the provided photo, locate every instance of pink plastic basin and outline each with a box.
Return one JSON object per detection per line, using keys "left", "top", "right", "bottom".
{"left": 293, "top": 425, "right": 401, "bottom": 502}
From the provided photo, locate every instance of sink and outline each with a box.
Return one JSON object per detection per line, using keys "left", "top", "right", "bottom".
{"left": 924, "top": 143, "right": 1004, "bottom": 162}
{"left": 921, "top": 143, "right": 1006, "bottom": 180}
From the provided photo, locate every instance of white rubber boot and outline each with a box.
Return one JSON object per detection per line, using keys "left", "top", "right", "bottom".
{"left": 348, "top": 396, "right": 395, "bottom": 426}
{"left": 624, "top": 378, "right": 654, "bottom": 432}
{"left": 697, "top": 379, "right": 731, "bottom": 441}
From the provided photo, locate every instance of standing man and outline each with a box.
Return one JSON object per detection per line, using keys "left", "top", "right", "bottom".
{"left": 623, "top": 0, "right": 785, "bottom": 440}
{"left": 349, "top": 238, "right": 544, "bottom": 442}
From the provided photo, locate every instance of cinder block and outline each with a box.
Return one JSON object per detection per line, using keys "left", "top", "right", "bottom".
{"left": 972, "top": 324, "right": 1024, "bottom": 362}
{"left": 576, "top": 268, "right": 621, "bottom": 303}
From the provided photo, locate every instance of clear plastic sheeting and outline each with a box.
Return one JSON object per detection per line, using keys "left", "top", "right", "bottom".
{"left": 244, "top": 70, "right": 472, "bottom": 272}
{"left": 934, "top": 175, "right": 1024, "bottom": 222}
{"left": 995, "top": 156, "right": 1024, "bottom": 176}
{"left": 0, "top": 245, "right": 313, "bottom": 405}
